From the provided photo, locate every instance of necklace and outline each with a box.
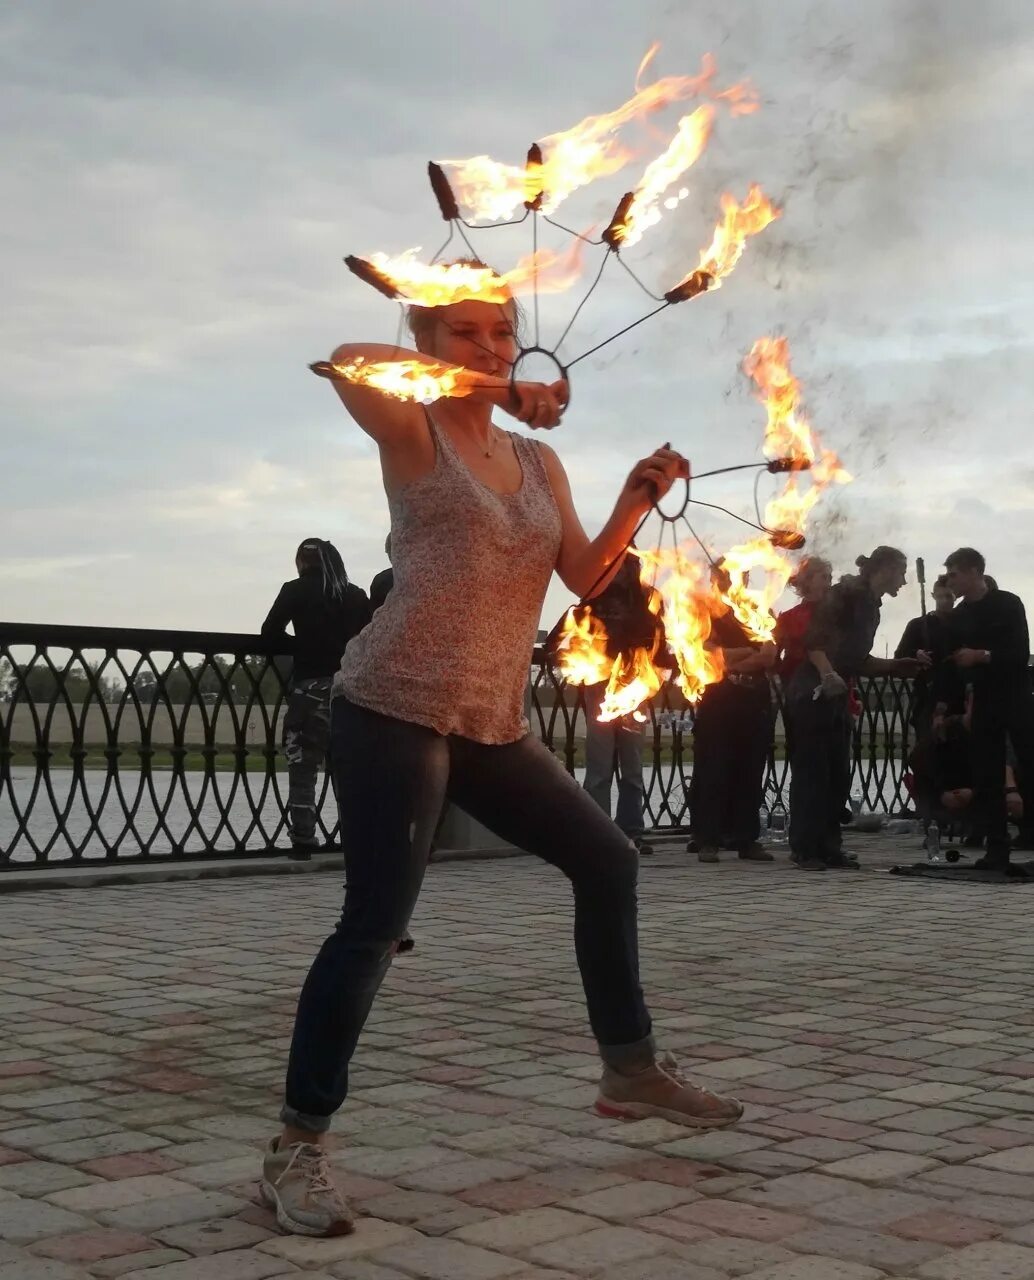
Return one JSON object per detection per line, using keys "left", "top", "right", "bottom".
{"left": 482, "top": 428, "right": 498, "bottom": 458}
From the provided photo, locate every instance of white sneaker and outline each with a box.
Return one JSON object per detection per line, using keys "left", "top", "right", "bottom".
{"left": 260, "top": 1138, "right": 354, "bottom": 1237}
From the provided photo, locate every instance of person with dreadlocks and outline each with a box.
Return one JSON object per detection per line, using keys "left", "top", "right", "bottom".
{"left": 786, "top": 546, "right": 927, "bottom": 870}
{"left": 262, "top": 539, "right": 371, "bottom": 856}
{"left": 260, "top": 268, "right": 743, "bottom": 1239}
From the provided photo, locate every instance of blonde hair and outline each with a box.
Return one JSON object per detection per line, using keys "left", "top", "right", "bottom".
{"left": 789, "top": 555, "right": 832, "bottom": 597}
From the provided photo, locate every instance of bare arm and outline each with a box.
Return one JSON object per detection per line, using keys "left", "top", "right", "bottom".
{"left": 538, "top": 442, "right": 689, "bottom": 599}
{"left": 324, "top": 343, "right": 568, "bottom": 445}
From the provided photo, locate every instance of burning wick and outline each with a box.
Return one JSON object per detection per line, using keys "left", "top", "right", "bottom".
{"left": 766, "top": 457, "right": 812, "bottom": 474}
{"left": 664, "top": 271, "right": 715, "bottom": 305}
{"left": 768, "top": 529, "right": 806, "bottom": 551}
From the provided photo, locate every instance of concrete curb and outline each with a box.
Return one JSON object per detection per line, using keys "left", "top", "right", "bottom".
{"left": 0, "top": 843, "right": 533, "bottom": 893}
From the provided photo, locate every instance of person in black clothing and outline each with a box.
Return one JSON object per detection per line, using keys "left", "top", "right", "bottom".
{"left": 787, "top": 546, "right": 926, "bottom": 870}
{"left": 895, "top": 574, "right": 957, "bottom": 733}
{"left": 369, "top": 535, "right": 394, "bottom": 613}
{"left": 688, "top": 564, "right": 776, "bottom": 864}
{"left": 263, "top": 540, "right": 371, "bottom": 856}
{"left": 938, "top": 547, "right": 1034, "bottom": 873}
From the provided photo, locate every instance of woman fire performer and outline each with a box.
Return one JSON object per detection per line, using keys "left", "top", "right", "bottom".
{"left": 260, "top": 273, "right": 743, "bottom": 1237}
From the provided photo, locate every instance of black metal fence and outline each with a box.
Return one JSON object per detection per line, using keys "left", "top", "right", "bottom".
{"left": 0, "top": 621, "right": 916, "bottom": 868}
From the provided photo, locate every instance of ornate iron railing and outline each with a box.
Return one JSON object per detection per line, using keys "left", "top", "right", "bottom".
{"left": 0, "top": 622, "right": 917, "bottom": 867}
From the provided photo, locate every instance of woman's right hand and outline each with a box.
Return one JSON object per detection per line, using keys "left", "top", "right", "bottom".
{"left": 503, "top": 380, "right": 570, "bottom": 430}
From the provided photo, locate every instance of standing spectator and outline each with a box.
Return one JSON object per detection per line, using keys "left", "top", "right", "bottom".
{"left": 581, "top": 555, "right": 660, "bottom": 856}
{"left": 263, "top": 540, "right": 371, "bottom": 857}
{"left": 938, "top": 547, "right": 1034, "bottom": 874}
{"left": 787, "top": 547, "right": 926, "bottom": 870}
{"left": 688, "top": 563, "right": 777, "bottom": 864}
{"left": 774, "top": 557, "right": 833, "bottom": 685}
{"left": 896, "top": 574, "right": 956, "bottom": 731}
{"left": 369, "top": 535, "right": 394, "bottom": 613}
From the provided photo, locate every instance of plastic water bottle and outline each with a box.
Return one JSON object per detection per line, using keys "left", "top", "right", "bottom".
{"left": 926, "top": 821, "right": 942, "bottom": 863}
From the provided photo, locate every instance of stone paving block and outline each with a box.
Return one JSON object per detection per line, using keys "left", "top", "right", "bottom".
{"left": 451, "top": 1207, "right": 599, "bottom": 1250}
{"left": 746, "top": 1260, "right": 887, "bottom": 1280}
{"left": 117, "top": 1248, "right": 292, "bottom": 1279}
{"left": 153, "top": 1216, "right": 276, "bottom": 1254}
{"left": 657, "top": 1130, "right": 772, "bottom": 1160}
{"left": 35, "top": 1132, "right": 170, "bottom": 1164}
{"left": 784, "top": 1222, "right": 946, "bottom": 1271}
{"left": 47, "top": 1174, "right": 196, "bottom": 1213}
{"left": 948, "top": 1194, "right": 1034, "bottom": 1225}
{"left": 560, "top": 1180, "right": 698, "bottom": 1222}
{"left": 374, "top": 1234, "right": 526, "bottom": 1278}
{"left": 0, "top": 1161, "right": 98, "bottom": 1196}
{"left": 688, "top": 1234, "right": 796, "bottom": 1276}
{"left": 523, "top": 1224, "right": 667, "bottom": 1275}
{"left": 398, "top": 1157, "right": 531, "bottom": 1194}
{"left": 973, "top": 1145, "right": 1034, "bottom": 1174}
{"left": 80, "top": 1152, "right": 182, "bottom": 1180}
{"left": 0, "top": 1196, "right": 91, "bottom": 1245}
{"left": 592, "top": 1258, "right": 725, "bottom": 1280}
{"left": 819, "top": 1152, "right": 941, "bottom": 1183}
{"left": 96, "top": 1188, "right": 247, "bottom": 1232}
{"left": 883, "top": 1083, "right": 980, "bottom": 1105}
{"left": 29, "top": 1228, "right": 154, "bottom": 1265}
{"left": 417, "top": 1204, "right": 502, "bottom": 1236}
{"left": 336, "top": 1145, "right": 460, "bottom": 1179}
{"left": 172, "top": 1155, "right": 260, "bottom": 1189}
{"left": 915, "top": 1239, "right": 1034, "bottom": 1279}
{"left": 669, "top": 1197, "right": 811, "bottom": 1241}
{"left": 878, "top": 1108, "right": 982, "bottom": 1136}
{"left": 0, "top": 1260, "right": 90, "bottom": 1280}
{"left": 889, "top": 1209, "right": 1002, "bottom": 1246}
{"left": 737, "top": 1171, "right": 852, "bottom": 1209}
{"left": 816, "top": 1187, "right": 943, "bottom": 1227}
{"left": 327, "top": 1264, "right": 416, "bottom": 1280}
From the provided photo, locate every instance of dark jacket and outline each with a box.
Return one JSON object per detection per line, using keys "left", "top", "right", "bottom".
{"left": 262, "top": 572, "right": 372, "bottom": 680}
{"left": 934, "top": 589, "right": 1032, "bottom": 704}
{"left": 369, "top": 567, "right": 394, "bottom": 613}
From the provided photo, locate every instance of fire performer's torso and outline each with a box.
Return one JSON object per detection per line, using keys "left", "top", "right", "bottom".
{"left": 333, "top": 413, "right": 562, "bottom": 743}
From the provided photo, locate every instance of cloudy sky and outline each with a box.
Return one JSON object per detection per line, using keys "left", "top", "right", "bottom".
{"left": 2, "top": 0, "right": 1032, "bottom": 653}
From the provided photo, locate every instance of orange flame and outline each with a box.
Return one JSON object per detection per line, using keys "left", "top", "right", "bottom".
{"left": 716, "top": 538, "right": 794, "bottom": 645}
{"left": 554, "top": 574, "right": 669, "bottom": 722}
{"left": 664, "top": 184, "right": 780, "bottom": 301}
{"left": 611, "top": 105, "right": 715, "bottom": 248}
{"left": 698, "top": 184, "right": 781, "bottom": 284}
{"left": 743, "top": 336, "right": 851, "bottom": 538}
{"left": 324, "top": 356, "right": 472, "bottom": 403}
{"left": 367, "top": 241, "right": 583, "bottom": 307}
{"left": 634, "top": 547, "right": 724, "bottom": 704}
{"left": 554, "top": 605, "right": 613, "bottom": 689}
{"left": 443, "top": 50, "right": 736, "bottom": 223}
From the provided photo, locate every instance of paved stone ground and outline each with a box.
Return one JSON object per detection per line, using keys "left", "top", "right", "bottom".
{"left": 4, "top": 832, "right": 1034, "bottom": 1279}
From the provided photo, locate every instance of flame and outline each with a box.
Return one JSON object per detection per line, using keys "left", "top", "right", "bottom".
{"left": 716, "top": 538, "right": 794, "bottom": 645}
{"left": 554, "top": 605, "right": 613, "bottom": 688}
{"left": 611, "top": 106, "right": 715, "bottom": 248}
{"left": 664, "top": 184, "right": 780, "bottom": 301}
{"left": 324, "top": 356, "right": 472, "bottom": 403}
{"left": 634, "top": 547, "right": 724, "bottom": 704}
{"left": 367, "top": 241, "right": 583, "bottom": 308}
{"left": 554, "top": 573, "right": 670, "bottom": 722}
{"left": 698, "top": 184, "right": 781, "bottom": 284}
{"left": 443, "top": 50, "right": 739, "bottom": 223}
{"left": 743, "top": 336, "right": 851, "bottom": 538}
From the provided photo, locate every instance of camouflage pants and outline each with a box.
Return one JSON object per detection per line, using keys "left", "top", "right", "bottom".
{"left": 283, "top": 677, "right": 332, "bottom": 835}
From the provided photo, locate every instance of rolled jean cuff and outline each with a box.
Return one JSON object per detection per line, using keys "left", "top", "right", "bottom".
{"left": 598, "top": 1031, "right": 655, "bottom": 1071}
{"left": 280, "top": 1102, "right": 332, "bottom": 1135}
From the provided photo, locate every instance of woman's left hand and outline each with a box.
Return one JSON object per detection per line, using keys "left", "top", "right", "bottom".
{"left": 621, "top": 446, "right": 690, "bottom": 514}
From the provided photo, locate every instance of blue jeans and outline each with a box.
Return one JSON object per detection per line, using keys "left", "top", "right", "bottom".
{"left": 281, "top": 698, "right": 654, "bottom": 1132}
{"left": 582, "top": 685, "right": 646, "bottom": 839}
